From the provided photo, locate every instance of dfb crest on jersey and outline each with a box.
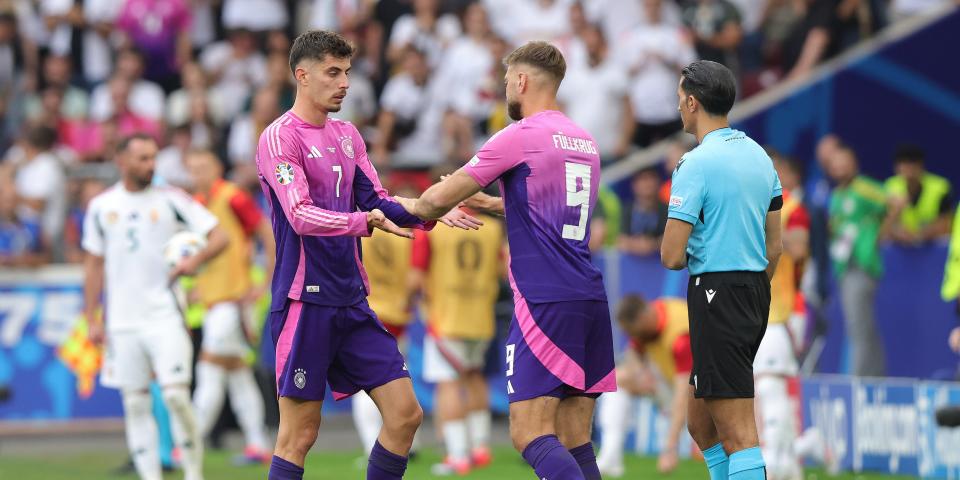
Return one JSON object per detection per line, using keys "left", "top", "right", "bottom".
{"left": 275, "top": 162, "right": 295, "bottom": 185}
{"left": 340, "top": 137, "right": 355, "bottom": 159}
{"left": 294, "top": 368, "right": 307, "bottom": 389}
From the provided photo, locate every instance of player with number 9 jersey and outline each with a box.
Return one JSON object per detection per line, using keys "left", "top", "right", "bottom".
{"left": 463, "top": 110, "right": 614, "bottom": 403}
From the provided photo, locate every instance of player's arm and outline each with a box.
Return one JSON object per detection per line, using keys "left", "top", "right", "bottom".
{"left": 662, "top": 156, "right": 704, "bottom": 270}
{"left": 463, "top": 190, "right": 505, "bottom": 216}
{"left": 765, "top": 208, "right": 783, "bottom": 281}
{"left": 259, "top": 128, "right": 383, "bottom": 238}
{"left": 397, "top": 168, "right": 485, "bottom": 221}
{"left": 229, "top": 190, "right": 277, "bottom": 297}
{"left": 783, "top": 203, "right": 810, "bottom": 260}
{"left": 80, "top": 202, "right": 105, "bottom": 344}
{"left": 661, "top": 220, "right": 693, "bottom": 270}
{"left": 82, "top": 253, "right": 105, "bottom": 344}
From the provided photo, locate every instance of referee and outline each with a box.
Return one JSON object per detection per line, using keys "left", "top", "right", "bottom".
{"left": 661, "top": 60, "right": 782, "bottom": 480}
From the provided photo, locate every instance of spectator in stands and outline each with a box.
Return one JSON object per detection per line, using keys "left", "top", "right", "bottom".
{"left": 222, "top": 0, "right": 288, "bottom": 33}
{"left": 387, "top": 0, "right": 461, "bottom": 67}
{"left": 619, "top": 167, "right": 668, "bottom": 256}
{"left": 558, "top": 24, "right": 633, "bottom": 164}
{"left": 435, "top": 2, "right": 497, "bottom": 161}
{"left": 81, "top": 0, "right": 124, "bottom": 86}
{"left": 781, "top": 0, "right": 866, "bottom": 80}
{"left": 23, "top": 55, "right": 88, "bottom": 123}
{"left": 804, "top": 134, "right": 843, "bottom": 307}
{"left": 166, "top": 61, "right": 226, "bottom": 128}
{"left": 885, "top": 144, "right": 954, "bottom": 245}
{"left": 155, "top": 124, "right": 195, "bottom": 189}
{"left": 103, "top": 76, "right": 163, "bottom": 141}
{"left": 227, "top": 86, "right": 280, "bottom": 189}
{"left": 504, "top": 0, "right": 574, "bottom": 45}
{"left": 8, "top": 125, "right": 66, "bottom": 254}
{"left": 63, "top": 178, "right": 107, "bottom": 264}
{"left": 90, "top": 48, "right": 166, "bottom": 123}
{"left": 682, "top": 0, "right": 744, "bottom": 68}
{"left": 373, "top": 46, "right": 445, "bottom": 169}
{"left": 200, "top": 28, "right": 268, "bottom": 120}
{"left": 265, "top": 53, "right": 296, "bottom": 113}
{"left": 826, "top": 146, "right": 898, "bottom": 377}
{"left": 115, "top": 0, "right": 192, "bottom": 92}
{"left": 620, "top": 0, "right": 696, "bottom": 147}
{"left": 0, "top": 175, "right": 45, "bottom": 266}
{"left": 307, "top": 0, "right": 372, "bottom": 34}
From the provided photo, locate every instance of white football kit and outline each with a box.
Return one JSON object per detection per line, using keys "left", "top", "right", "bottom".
{"left": 83, "top": 184, "right": 218, "bottom": 390}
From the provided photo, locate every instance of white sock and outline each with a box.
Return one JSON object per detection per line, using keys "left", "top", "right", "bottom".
{"left": 122, "top": 391, "right": 162, "bottom": 480}
{"left": 163, "top": 386, "right": 204, "bottom": 480}
{"left": 352, "top": 390, "right": 382, "bottom": 455}
{"left": 466, "top": 410, "right": 491, "bottom": 451}
{"left": 227, "top": 367, "right": 269, "bottom": 451}
{"left": 442, "top": 419, "right": 469, "bottom": 463}
{"left": 596, "top": 389, "right": 630, "bottom": 467}
{"left": 756, "top": 376, "right": 799, "bottom": 480}
{"left": 795, "top": 427, "right": 825, "bottom": 463}
{"left": 192, "top": 361, "right": 226, "bottom": 438}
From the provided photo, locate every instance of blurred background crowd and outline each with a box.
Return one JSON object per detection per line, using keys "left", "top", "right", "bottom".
{"left": 0, "top": 0, "right": 951, "bottom": 268}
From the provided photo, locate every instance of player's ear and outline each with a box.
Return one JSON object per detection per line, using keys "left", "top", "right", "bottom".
{"left": 295, "top": 66, "right": 308, "bottom": 86}
{"left": 517, "top": 72, "right": 527, "bottom": 94}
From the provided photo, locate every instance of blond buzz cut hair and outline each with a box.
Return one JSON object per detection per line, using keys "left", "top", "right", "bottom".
{"left": 503, "top": 41, "right": 566, "bottom": 86}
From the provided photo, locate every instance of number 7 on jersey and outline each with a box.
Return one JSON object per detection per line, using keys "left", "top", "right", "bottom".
{"left": 562, "top": 162, "right": 591, "bottom": 241}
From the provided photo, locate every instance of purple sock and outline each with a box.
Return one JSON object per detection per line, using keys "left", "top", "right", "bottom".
{"left": 268, "top": 455, "right": 304, "bottom": 480}
{"left": 367, "top": 440, "right": 408, "bottom": 479}
{"left": 521, "top": 434, "right": 586, "bottom": 480}
{"left": 569, "top": 442, "right": 602, "bottom": 480}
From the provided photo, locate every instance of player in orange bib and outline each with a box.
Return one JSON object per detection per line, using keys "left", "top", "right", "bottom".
{"left": 411, "top": 210, "right": 505, "bottom": 476}
{"left": 185, "top": 149, "right": 276, "bottom": 464}
{"left": 596, "top": 295, "right": 693, "bottom": 477}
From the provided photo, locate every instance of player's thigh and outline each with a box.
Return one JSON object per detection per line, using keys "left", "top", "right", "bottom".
{"left": 753, "top": 323, "right": 799, "bottom": 377}
{"left": 274, "top": 300, "right": 338, "bottom": 401}
{"left": 145, "top": 323, "right": 194, "bottom": 387}
{"left": 201, "top": 302, "right": 247, "bottom": 357}
{"left": 422, "top": 335, "right": 463, "bottom": 384}
{"left": 509, "top": 395, "right": 561, "bottom": 451}
{"left": 556, "top": 395, "right": 596, "bottom": 448}
{"left": 329, "top": 301, "right": 410, "bottom": 399}
{"left": 102, "top": 331, "right": 151, "bottom": 391}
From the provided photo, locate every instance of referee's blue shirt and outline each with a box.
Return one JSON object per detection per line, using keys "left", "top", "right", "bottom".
{"left": 667, "top": 127, "right": 782, "bottom": 275}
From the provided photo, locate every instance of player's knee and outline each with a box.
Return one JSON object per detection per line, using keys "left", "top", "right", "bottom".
{"left": 509, "top": 421, "right": 541, "bottom": 453}
{"left": 384, "top": 400, "right": 423, "bottom": 436}
{"left": 161, "top": 386, "right": 192, "bottom": 416}
{"left": 122, "top": 391, "right": 152, "bottom": 418}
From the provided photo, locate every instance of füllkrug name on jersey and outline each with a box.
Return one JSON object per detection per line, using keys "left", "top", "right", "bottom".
{"left": 552, "top": 134, "right": 598, "bottom": 155}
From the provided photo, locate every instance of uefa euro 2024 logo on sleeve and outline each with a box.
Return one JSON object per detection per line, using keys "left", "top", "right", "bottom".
{"left": 275, "top": 163, "right": 295, "bottom": 185}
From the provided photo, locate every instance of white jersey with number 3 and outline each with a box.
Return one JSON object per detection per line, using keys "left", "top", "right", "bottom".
{"left": 82, "top": 184, "right": 218, "bottom": 333}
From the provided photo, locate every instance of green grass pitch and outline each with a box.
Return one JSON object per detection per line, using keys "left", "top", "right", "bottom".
{"left": 0, "top": 447, "right": 916, "bottom": 479}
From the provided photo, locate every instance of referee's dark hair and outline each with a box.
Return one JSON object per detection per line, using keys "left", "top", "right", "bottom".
{"left": 680, "top": 60, "right": 737, "bottom": 117}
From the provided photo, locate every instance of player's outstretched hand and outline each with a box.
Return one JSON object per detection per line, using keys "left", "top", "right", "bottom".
{"left": 393, "top": 196, "right": 416, "bottom": 215}
{"left": 658, "top": 449, "right": 679, "bottom": 473}
{"left": 368, "top": 209, "right": 414, "bottom": 239}
{"left": 440, "top": 207, "right": 483, "bottom": 230}
{"left": 87, "top": 319, "right": 105, "bottom": 346}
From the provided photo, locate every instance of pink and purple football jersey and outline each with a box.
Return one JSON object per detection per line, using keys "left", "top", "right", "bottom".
{"left": 256, "top": 111, "right": 431, "bottom": 312}
{"left": 463, "top": 110, "right": 606, "bottom": 303}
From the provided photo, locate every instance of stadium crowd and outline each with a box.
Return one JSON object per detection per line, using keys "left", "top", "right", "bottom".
{"left": 0, "top": 0, "right": 950, "bottom": 267}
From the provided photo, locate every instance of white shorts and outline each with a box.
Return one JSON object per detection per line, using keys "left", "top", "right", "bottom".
{"left": 201, "top": 302, "right": 250, "bottom": 357}
{"left": 754, "top": 323, "right": 799, "bottom": 376}
{"left": 101, "top": 322, "right": 194, "bottom": 391}
{"left": 423, "top": 335, "right": 490, "bottom": 383}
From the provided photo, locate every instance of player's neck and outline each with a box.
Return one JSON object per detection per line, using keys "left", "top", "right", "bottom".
{"left": 122, "top": 178, "right": 148, "bottom": 193}
{"left": 521, "top": 97, "right": 561, "bottom": 119}
{"left": 695, "top": 116, "right": 730, "bottom": 143}
{"left": 291, "top": 98, "right": 329, "bottom": 127}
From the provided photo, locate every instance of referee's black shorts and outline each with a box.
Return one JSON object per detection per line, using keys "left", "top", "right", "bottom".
{"left": 687, "top": 270, "right": 770, "bottom": 399}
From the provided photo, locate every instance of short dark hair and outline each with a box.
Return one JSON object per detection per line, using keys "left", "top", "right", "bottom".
{"left": 289, "top": 30, "right": 355, "bottom": 74}
{"left": 25, "top": 125, "right": 58, "bottom": 150}
{"left": 894, "top": 144, "right": 925, "bottom": 165}
{"left": 616, "top": 294, "right": 648, "bottom": 327}
{"left": 117, "top": 132, "right": 157, "bottom": 153}
{"left": 504, "top": 41, "right": 566, "bottom": 85}
{"left": 680, "top": 60, "right": 737, "bottom": 117}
